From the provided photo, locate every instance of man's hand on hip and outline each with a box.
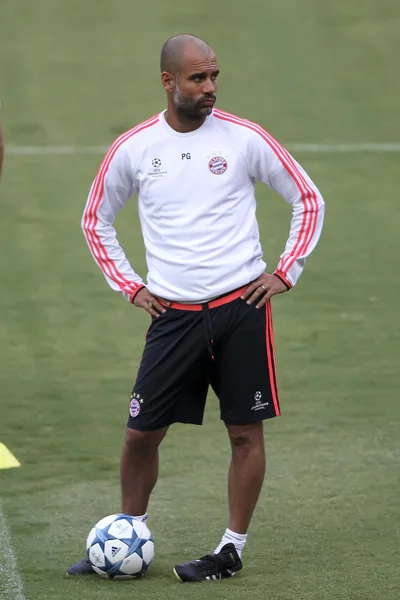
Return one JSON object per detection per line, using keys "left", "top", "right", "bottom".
{"left": 241, "top": 273, "right": 289, "bottom": 309}
{"left": 133, "top": 288, "right": 170, "bottom": 318}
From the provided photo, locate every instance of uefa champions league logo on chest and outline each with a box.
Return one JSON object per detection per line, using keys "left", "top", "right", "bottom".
{"left": 147, "top": 157, "right": 167, "bottom": 178}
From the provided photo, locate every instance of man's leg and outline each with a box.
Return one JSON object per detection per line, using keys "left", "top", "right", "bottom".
{"left": 174, "top": 298, "right": 278, "bottom": 582}
{"left": 121, "top": 426, "right": 168, "bottom": 515}
{"left": 68, "top": 307, "right": 209, "bottom": 576}
{"left": 212, "top": 421, "right": 265, "bottom": 559}
{"left": 212, "top": 299, "right": 277, "bottom": 559}
{"left": 174, "top": 421, "right": 266, "bottom": 583}
{"left": 67, "top": 425, "right": 169, "bottom": 576}
{"left": 226, "top": 421, "right": 266, "bottom": 534}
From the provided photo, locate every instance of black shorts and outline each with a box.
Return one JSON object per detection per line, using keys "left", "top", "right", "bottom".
{"left": 127, "top": 286, "right": 280, "bottom": 430}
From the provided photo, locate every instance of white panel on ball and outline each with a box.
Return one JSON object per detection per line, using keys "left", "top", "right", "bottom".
{"left": 89, "top": 543, "right": 106, "bottom": 567}
{"left": 92, "top": 566, "right": 108, "bottom": 578}
{"left": 119, "top": 552, "right": 143, "bottom": 575}
{"left": 96, "top": 514, "right": 119, "bottom": 530}
{"left": 86, "top": 527, "right": 97, "bottom": 549}
{"left": 108, "top": 519, "right": 133, "bottom": 539}
{"left": 104, "top": 540, "right": 129, "bottom": 564}
{"left": 141, "top": 540, "right": 155, "bottom": 565}
{"left": 132, "top": 520, "right": 151, "bottom": 540}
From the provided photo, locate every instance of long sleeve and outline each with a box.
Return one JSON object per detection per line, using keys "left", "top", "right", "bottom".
{"left": 247, "top": 125, "right": 325, "bottom": 288}
{"left": 81, "top": 139, "right": 145, "bottom": 302}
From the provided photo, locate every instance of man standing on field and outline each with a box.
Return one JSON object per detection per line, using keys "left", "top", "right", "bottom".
{"left": 68, "top": 33, "right": 324, "bottom": 582}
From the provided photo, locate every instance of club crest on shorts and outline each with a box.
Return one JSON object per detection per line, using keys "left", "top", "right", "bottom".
{"left": 129, "top": 392, "right": 143, "bottom": 418}
{"left": 209, "top": 155, "right": 228, "bottom": 175}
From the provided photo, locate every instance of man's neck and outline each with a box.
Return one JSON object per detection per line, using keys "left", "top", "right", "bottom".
{"left": 164, "top": 108, "right": 207, "bottom": 133}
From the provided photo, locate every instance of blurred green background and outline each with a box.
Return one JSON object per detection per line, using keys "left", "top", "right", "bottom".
{"left": 1, "top": 1, "right": 399, "bottom": 599}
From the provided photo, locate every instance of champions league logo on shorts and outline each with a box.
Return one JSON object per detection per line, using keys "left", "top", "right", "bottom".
{"left": 129, "top": 392, "right": 144, "bottom": 418}
{"left": 251, "top": 390, "right": 269, "bottom": 411}
{"left": 209, "top": 155, "right": 228, "bottom": 175}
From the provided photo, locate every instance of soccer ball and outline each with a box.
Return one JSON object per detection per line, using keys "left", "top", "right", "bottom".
{"left": 86, "top": 514, "right": 154, "bottom": 579}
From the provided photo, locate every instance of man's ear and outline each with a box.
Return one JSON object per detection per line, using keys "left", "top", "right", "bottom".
{"left": 161, "top": 72, "right": 175, "bottom": 92}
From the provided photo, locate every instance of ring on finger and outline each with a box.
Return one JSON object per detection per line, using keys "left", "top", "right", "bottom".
{"left": 148, "top": 301, "right": 153, "bottom": 309}
{"left": 260, "top": 284, "right": 266, "bottom": 291}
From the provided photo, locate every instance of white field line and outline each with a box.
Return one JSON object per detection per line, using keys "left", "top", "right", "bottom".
{"left": 7, "top": 145, "right": 110, "bottom": 155}
{"left": 0, "top": 503, "right": 26, "bottom": 600}
{"left": 5, "top": 143, "right": 400, "bottom": 155}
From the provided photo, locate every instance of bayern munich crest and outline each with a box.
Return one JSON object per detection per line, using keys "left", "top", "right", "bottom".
{"left": 209, "top": 155, "right": 228, "bottom": 175}
{"left": 129, "top": 392, "right": 143, "bottom": 418}
{"left": 129, "top": 399, "right": 141, "bottom": 418}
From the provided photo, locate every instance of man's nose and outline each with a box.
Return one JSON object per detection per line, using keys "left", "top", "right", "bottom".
{"left": 202, "top": 78, "right": 216, "bottom": 95}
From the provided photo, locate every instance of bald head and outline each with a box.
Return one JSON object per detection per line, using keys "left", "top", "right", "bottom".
{"left": 160, "top": 34, "right": 219, "bottom": 128}
{"left": 160, "top": 34, "right": 213, "bottom": 74}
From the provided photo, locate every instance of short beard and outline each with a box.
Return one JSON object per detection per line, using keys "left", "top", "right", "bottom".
{"left": 172, "top": 79, "right": 213, "bottom": 121}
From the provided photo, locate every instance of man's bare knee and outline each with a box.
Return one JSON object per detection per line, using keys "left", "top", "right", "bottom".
{"left": 124, "top": 427, "right": 168, "bottom": 453}
{"left": 226, "top": 422, "right": 264, "bottom": 451}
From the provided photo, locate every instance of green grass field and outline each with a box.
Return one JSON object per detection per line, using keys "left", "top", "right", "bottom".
{"left": 1, "top": 1, "right": 399, "bottom": 599}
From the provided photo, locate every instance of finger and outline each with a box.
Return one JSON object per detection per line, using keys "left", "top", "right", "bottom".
{"left": 241, "top": 281, "right": 261, "bottom": 300}
{"left": 257, "top": 286, "right": 284, "bottom": 306}
{"left": 134, "top": 298, "right": 148, "bottom": 309}
{"left": 255, "top": 293, "right": 270, "bottom": 309}
{"left": 246, "top": 285, "right": 268, "bottom": 305}
{"left": 145, "top": 302, "right": 162, "bottom": 318}
{"left": 158, "top": 297, "right": 171, "bottom": 307}
{"left": 134, "top": 297, "right": 160, "bottom": 317}
{"left": 150, "top": 297, "right": 167, "bottom": 314}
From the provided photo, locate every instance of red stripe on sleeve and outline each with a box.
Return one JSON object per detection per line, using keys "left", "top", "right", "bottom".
{"left": 83, "top": 115, "right": 159, "bottom": 293}
{"left": 214, "top": 109, "right": 319, "bottom": 279}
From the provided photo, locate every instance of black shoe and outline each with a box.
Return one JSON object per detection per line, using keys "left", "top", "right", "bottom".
{"left": 173, "top": 543, "right": 242, "bottom": 582}
{"left": 66, "top": 558, "right": 95, "bottom": 576}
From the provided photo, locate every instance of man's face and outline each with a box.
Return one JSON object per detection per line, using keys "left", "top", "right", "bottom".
{"left": 171, "top": 49, "right": 219, "bottom": 121}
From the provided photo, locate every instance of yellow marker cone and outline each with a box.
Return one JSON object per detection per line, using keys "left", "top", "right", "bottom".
{"left": 0, "top": 443, "right": 21, "bottom": 469}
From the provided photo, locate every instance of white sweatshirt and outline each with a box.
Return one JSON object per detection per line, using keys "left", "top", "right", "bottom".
{"left": 82, "top": 108, "right": 325, "bottom": 302}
